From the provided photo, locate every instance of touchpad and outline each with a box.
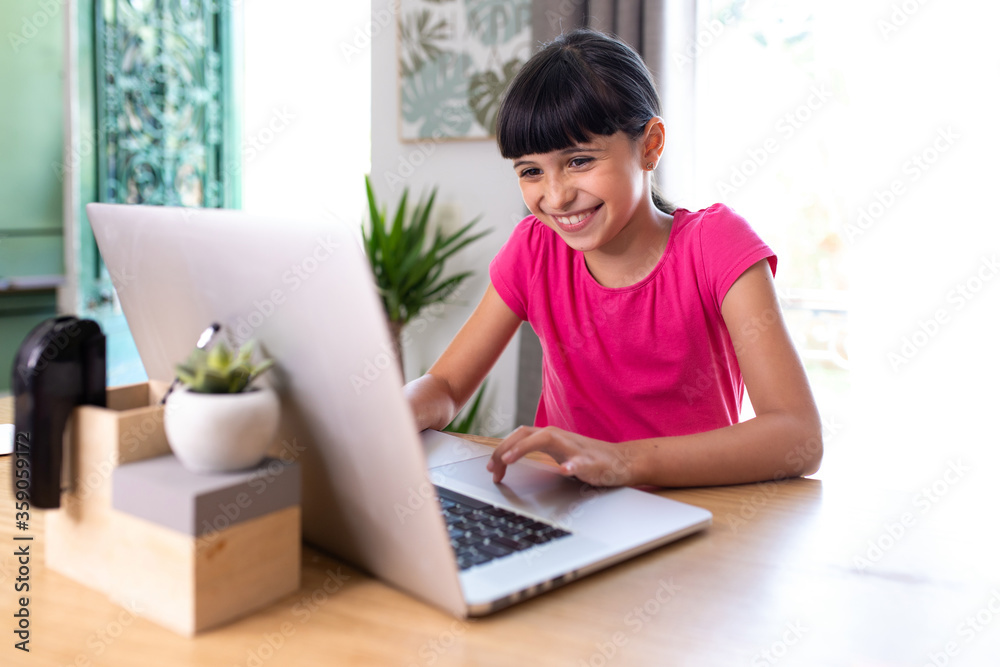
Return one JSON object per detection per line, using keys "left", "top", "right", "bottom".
{"left": 422, "top": 430, "right": 495, "bottom": 469}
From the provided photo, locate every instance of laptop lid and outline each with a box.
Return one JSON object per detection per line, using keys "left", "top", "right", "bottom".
{"left": 87, "top": 203, "right": 468, "bottom": 616}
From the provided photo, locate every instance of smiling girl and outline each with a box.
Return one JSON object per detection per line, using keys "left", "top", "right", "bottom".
{"left": 404, "top": 29, "right": 822, "bottom": 487}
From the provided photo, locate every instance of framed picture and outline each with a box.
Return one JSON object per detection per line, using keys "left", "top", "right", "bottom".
{"left": 397, "top": 0, "right": 533, "bottom": 142}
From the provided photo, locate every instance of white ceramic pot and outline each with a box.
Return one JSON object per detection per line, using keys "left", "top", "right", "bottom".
{"left": 164, "top": 386, "right": 280, "bottom": 473}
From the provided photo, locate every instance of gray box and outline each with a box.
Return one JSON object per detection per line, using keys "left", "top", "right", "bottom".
{"left": 112, "top": 455, "right": 300, "bottom": 537}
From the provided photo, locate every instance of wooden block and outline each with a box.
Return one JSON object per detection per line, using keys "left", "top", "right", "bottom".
{"left": 107, "top": 455, "right": 301, "bottom": 634}
{"left": 195, "top": 506, "right": 301, "bottom": 633}
{"left": 66, "top": 380, "right": 172, "bottom": 502}
{"left": 109, "top": 507, "right": 301, "bottom": 636}
{"left": 46, "top": 381, "right": 172, "bottom": 593}
{"left": 44, "top": 492, "right": 114, "bottom": 586}
{"left": 46, "top": 382, "right": 303, "bottom": 636}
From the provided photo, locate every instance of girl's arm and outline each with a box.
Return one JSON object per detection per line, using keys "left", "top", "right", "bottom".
{"left": 487, "top": 260, "right": 823, "bottom": 487}
{"left": 405, "top": 283, "right": 522, "bottom": 431}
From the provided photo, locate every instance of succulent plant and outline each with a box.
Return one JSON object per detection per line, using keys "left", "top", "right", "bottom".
{"left": 175, "top": 339, "right": 274, "bottom": 394}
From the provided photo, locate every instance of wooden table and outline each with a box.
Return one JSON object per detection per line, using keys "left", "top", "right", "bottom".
{"left": 2, "top": 397, "right": 998, "bottom": 666}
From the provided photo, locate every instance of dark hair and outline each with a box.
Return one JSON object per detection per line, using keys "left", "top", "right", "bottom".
{"left": 496, "top": 29, "right": 675, "bottom": 214}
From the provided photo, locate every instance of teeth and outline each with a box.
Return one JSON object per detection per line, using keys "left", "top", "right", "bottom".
{"left": 555, "top": 208, "right": 594, "bottom": 225}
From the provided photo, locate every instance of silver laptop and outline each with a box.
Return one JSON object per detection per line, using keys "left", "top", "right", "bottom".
{"left": 87, "top": 202, "right": 712, "bottom": 617}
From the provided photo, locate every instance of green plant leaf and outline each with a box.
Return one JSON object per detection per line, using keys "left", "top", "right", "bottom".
{"left": 446, "top": 381, "right": 488, "bottom": 434}
{"left": 248, "top": 358, "right": 275, "bottom": 384}
{"left": 207, "top": 341, "right": 231, "bottom": 370}
{"left": 228, "top": 367, "right": 251, "bottom": 393}
{"left": 197, "top": 368, "right": 232, "bottom": 394}
{"left": 385, "top": 189, "right": 410, "bottom": 284}
{"left": 361, "top": 175, "right": 489, "bottom": 331}
{"left": 436, "top": 229, "right": 492, "bottom": 268}
{"left": 418, "top": 272, "right": 472, "bottom": 305}
{"left": 235, "top": 341, "right": 254, "bottom": 366}
{"left": 413, "top": 189, "right": 437, "bottom": 244}
{"left": 175, "top": 338, "right": 274, "bottom": 394}
{"left": 175, "top": 363, "right": 197, "bottom": 387}
{"left": 365, "top": 176, "right": 387, "bottom": 260}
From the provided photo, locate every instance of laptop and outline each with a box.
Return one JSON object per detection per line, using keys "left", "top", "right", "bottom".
{"left": 86, "top": 202, "right": 712, "bottom": 617}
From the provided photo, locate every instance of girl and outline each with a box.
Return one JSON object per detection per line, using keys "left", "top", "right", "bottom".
{"left": 404, "top": 29, "right": 822, "bottom": 488}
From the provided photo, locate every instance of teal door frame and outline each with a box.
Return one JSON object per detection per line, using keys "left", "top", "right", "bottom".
{"left": 0, "top": 1, "right": 67, "bottom": 392}
{"left": 67, "top": 0, "right": 242, "bottom": 385}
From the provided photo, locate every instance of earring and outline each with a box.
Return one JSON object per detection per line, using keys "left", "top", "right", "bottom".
{"left": 645, "top": 162, "right": 655, "bottom": 170}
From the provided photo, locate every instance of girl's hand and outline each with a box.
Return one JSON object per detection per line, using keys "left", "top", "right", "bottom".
{"left": 486, "top": 426, "right": 635, "bottom": 487}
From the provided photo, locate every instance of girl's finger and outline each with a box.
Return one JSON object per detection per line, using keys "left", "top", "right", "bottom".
{"left": 491, "top": 428, "right": 571, "bottom": 482}
{"left": 488, "top": 426, "right": 537, "bottom": 481}
{"left": 501, "top": 428, "right": 575, "bottom": 467}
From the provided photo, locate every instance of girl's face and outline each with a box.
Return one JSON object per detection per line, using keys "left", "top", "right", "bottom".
{"left": 512, "top": 131, "right": 648, "bottom": 255}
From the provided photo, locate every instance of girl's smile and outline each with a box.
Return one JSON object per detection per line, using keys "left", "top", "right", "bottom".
{"left": 512, "top": 129, "right": 671, "bottom": 287}
{"left": 549, "top": 204, "right": 603, "bottom": 233}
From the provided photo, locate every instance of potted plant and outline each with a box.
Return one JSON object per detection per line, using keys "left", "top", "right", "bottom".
{"left": 362, "top": 175, "right": 490, "bottom": 371}
{"left": 163, "top": 339, "right": 278, "bottom": 473}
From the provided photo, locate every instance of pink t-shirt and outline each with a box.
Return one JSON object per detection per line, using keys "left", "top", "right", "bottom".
{"left": 489, "top": 203, "right": 776, "bottom": 443}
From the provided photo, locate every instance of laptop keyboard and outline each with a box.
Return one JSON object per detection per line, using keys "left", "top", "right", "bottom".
{"left": 435, "top": 486, "right": 572, "bottom": 571}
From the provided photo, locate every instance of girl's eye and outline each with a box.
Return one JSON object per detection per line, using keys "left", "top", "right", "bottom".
{"left": 569, "top": 156, "right": 593, "bottom": 168}
{"left": 519, "top": 167, "right": 541, "bottom": 178}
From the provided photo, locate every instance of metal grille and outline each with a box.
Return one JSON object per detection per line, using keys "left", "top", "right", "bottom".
{"left": 95, "top": 0, "right": 234, "bottom": 208}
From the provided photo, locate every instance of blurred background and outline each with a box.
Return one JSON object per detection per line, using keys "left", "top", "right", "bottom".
{"left": 1, "top": 0, "right": 997, "bottom": 491}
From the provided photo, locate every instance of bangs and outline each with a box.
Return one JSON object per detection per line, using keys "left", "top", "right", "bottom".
{"left": 496, "top": 49, "right": 633, "bottom": 159}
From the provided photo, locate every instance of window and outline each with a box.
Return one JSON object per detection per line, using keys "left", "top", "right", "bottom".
{"left": 690, "top": 1, "right": 849, "bottom": 425}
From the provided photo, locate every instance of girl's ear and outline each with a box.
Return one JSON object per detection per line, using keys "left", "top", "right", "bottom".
{"left": 641, "top": 117, "right": 667, "bottom": 168}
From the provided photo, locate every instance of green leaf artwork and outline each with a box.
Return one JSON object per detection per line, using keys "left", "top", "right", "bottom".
{"left": 401, "top": 53, "right": 476, "bottom": 138}
{"left": 398, "top": 0, "right": 532, "bottom": 141}
{"left": 398, "top": 8, "right": 449, "bottom": 78}
{"left": 465, "top": 0, "right": 530, "bottom": 47}
{"left": 468, "top": 57, "right": 522, "bottom": 135}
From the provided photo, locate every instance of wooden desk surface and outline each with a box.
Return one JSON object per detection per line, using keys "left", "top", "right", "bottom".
{"left": 2, "top": 396, "right": 998, "bottom": 666}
